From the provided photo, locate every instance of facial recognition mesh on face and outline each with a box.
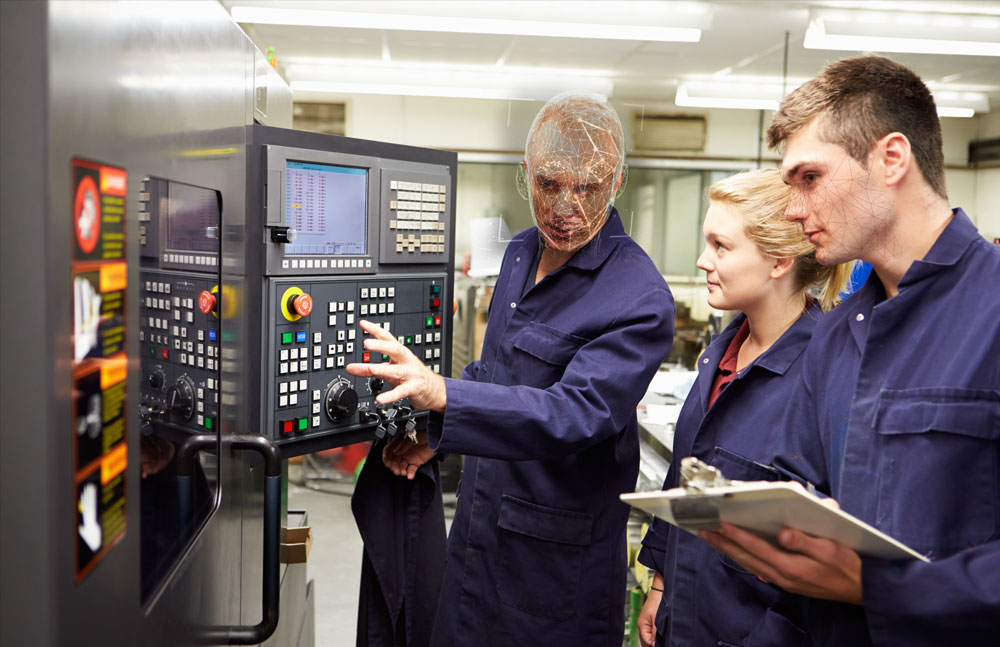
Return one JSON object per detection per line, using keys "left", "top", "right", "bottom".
{"left": 523, "top": 93, "right": 625, "bottom": 253}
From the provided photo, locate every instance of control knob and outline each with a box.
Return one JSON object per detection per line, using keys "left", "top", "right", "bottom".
{"left": 324, "top": 380, "right": 358, "bottom": 424}
{"left": 147, "top": 368, "right": 166, "bottom": 390}
{"left": 199, "top": 290, "right": 217, "bottom": 315}
{"left": 368, "top": 377, "right": 384, "bottom": 396}
{"left": 165, "top": 375, "right": 195, "bottom": 421}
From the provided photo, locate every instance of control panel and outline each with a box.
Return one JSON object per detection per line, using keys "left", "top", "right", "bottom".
{"left": 138, "top": 177, "right": 221, "bottom": 435}
{"left": 251, "top": 125, "right": 456, "bottom": 455}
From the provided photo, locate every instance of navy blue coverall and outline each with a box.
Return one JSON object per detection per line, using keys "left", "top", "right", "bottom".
{"left": 427, "top": 210, "right": 675, "bottom": 647}
{"left": 639, "top": 307, "right": 824, "bottom": 646}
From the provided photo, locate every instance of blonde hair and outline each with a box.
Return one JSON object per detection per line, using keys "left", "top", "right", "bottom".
{"left": 708, "top": 169, "right": 852, "bottom": 311}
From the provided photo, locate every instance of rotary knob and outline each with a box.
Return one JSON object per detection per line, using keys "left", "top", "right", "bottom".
{"left": 324, "top": 380, "right": 358, "bottom": 424}
{"left": 147, "top": 368, "right": 166, "bottom": 391}
{"left": 368, "top": 377, "right": 384, "bottom": 396}
{"left": 165, "top": 376, "right": 195, "bottom": 421}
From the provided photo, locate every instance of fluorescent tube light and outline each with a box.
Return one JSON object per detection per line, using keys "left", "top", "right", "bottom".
{"left": 936, "top": 107, "right": 975, "bottom": 118}
{"left": 230, "top": 6, "right": 701, "bottom": 42}
{"left": 805, "top": 13, "right": 1000, "bottom": 57}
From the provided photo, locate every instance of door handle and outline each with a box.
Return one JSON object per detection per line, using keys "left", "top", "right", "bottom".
{"left": 176, "top": 432, "right": 282, "bottom": 645}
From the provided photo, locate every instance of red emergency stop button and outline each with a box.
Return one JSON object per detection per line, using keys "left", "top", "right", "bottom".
{"left": 281, "top": 420, "right": 294, "bottom": 435}
{"left": 287, "top": 293, "right": 313, "bottom": 317}
{"left": 199, "top": 290, "right": 216, "bottom": 314}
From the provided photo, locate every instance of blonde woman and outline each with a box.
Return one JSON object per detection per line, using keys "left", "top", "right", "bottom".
{"left": 637, "top": 168, "right": 852, "bottom": 647}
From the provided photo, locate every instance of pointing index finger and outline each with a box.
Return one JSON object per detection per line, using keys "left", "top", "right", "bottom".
{"left": 358, "top": 319, "right": 394, "bottom": 342}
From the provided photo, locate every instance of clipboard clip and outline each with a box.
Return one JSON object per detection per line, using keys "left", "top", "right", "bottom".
{"left": 680, "top": 456, "right": 730, "bottom": 493}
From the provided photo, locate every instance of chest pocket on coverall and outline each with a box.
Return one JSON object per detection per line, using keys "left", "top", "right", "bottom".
{"left": 510, "top": 322, "right": 589, "bottom": 389}
{"left": 497, "top": 494, "right": 594, "bottom": 621}
{"left": 872, "top": 387, "right": 1000, "bottom": 554}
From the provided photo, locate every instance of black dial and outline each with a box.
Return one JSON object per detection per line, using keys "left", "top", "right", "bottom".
{"left": 324, "top": 380, "right": 358, "bottom": 423}
{"left": 165, "top": 376, "right": 195, "bottom": 420}
{"left": 148, "top": 368, "right": 166, "bottom": 390}
{"left": 368, "top": 377, "right": 384, "bottom": 396}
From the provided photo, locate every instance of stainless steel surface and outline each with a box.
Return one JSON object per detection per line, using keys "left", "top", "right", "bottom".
{"left": 1, "top": 2, "right": 298, "bottom": 645}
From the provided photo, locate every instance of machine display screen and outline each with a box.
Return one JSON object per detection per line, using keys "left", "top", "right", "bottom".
{"left": 284, "top": 160, "right": 367, "bottom": 256}
{"left": 165, "top": 182, "right": 220, "bottom": 253}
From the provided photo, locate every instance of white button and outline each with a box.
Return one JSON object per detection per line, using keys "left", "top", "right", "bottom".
{"left": 186, "top": 312, "right": 194, "bottom": 323}
{"left": 328, "top": 302, "right": 337, "bottom": 313}
{"left": 379, "top": 288, "right": 387, "bottom": 298}
{"left": 290, "top": 348, "right": 299, "bottom": 360}
{"left": 361, "top": 288, "right": 369, "bottom": 298}
{"left": 388, "top": 287, "right": 395, "bottom": 297}
{"left": 312, "top": 415, "right": 321, "bottom": 428}
{"left": 328, "top": 344, "right": 336, "bottom": 354}
{"left": 347, "top": 301, "right": 355, "bottom": 311}
{"left": 338, "top": 302, "right": 345, "bottom": 311}
{"left": 510, "top": 302, "right": 516, "bottom": 309}
{"left": 337, "top": 330, "right": 345, "bottom": 341}
{"left": 280, "top": 349, "right": 288, "bottom": 361}
{"left": 181, "top": 328, "right": 188, "bottom": 338}
{"left": 434, "top": 348, "right": 440, "bottom": 358}
{"left": 347, "top": 314, "right": 355, "bottom": 325}
{"left": 361, "top": 305, "right": 368, "bottom": 315}
{"left": 299, "top": 360, "right": 308, "bottom": 372}
{"left": 198, "top": 343, "right": 204, "bottom": 355}
{"left": 337, "top": 344, "right": 344, "bottom": 353}
{"left": 328, "top": 315, "right": 337, "bottom": 326}
{"left": 289, "top": 393, "right": 298, "bottom": 406}
{"left": 346, "top": 342, "right": 354, "bottom": 353}
{"left": 383, "top": 322, "right": 391, "bottom": 332}
{"left": 337, "top": 356, "right": 345, "bottom": 367}
{"left": 312, "top": 402, "right": 321, "bottom": 414}
{"left": 198, "top": 357, "right": 205, "bottom": 368}
{"left": 279, "top": 382, "right": 288, "bottom": 394}
{"left": 299, "top": 379, "right": 307, "bottom": 391}
{"left": 856, "top": 313, "right": 865, "bottom": 322}
{"left": 348, "top": 329, "right": 356, "bottom": 340}
{"left": 435, "top": 332, "right": 441, "bottom": 342}
{"left": 180, "top": 353, "right": 187, "bottom": 364}
{"left": 326, "top": 357, "right": 335, "bottom": 369}
{"left": 279, "top": 395, "right": 288, "bottom": 407}
{"left": 197, "top": 401, "right": 204, "bottom": 413}
{"left": 378, "top": 303, "right": 385, "bottom": 314}
{"left": 313, "top": 389, "right": 321, "bottom": 401}
{"left": 424, "top": 349, "right": 432, "bottom": 359}
{"left": 313, "top": 332, "right": 322, "bottom": 343}
{"left": 197, "top": 415, "right": 204, "bottom": 426}
{"left": 388, "top": 304, "right": 395, "bottom": 313}
{"left": 314, "top": 345, "right": 322, "bottom": 357}
{"left": 433, "top": 364, "right": 440, "bottom": 373}
{"left": 416, "top": 334, "right": 423, "bottom": 344}
{"left": 173, "top": 310, "right": 181, "bottom": 321}
{"left": 207, "top": 378, "right": 215, "bottom": 390}
{"left": 313, "top": 359, "right": 322, "bottom": 370}
{"left": 280, "top": 362, "right": 288, "bottom": 374}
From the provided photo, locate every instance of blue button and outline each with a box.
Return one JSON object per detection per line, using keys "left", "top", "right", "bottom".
{"left": 295, "top": 331, "right": 307, "bottom": 343}
{"left": 208, "top": 329, "right": 217, "bottom": 341}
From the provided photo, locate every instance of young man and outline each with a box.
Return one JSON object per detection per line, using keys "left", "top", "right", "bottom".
{"left": 348, "top": 93, "right": 674, "bottom": 646}
{"left": 701, "top": 55, "right": 1000, "bottom": 646}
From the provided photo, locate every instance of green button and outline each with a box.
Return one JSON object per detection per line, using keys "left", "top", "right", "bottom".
{"left": 405, "top": 336, "right": 412, "bottom": 345}
{"left": 282, "top": 332, "right": 293, "bottom": 344}
{"left": 382, "top": 354, "right": 389, "bottom": 361}
{"left": 431, "top": 284, "right": 441, "bottom": 294}
{"left": 297, "top": 418, "right": 308, "bottom": 431}
{"left": 425, "top": 316, "right": 433, "bottom": 328}
{"left": 204, "top": 417, "right": 213, "bottom": 430}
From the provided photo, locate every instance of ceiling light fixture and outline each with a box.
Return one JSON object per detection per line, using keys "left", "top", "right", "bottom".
{"left": 675, "top": 80, "right": 988, "bottom": 117}
{"left": 804, "top": 9, "right": 1000, "bottom": 56}
{"left": 229, "top": 5, "right": 702, "bottom": 42}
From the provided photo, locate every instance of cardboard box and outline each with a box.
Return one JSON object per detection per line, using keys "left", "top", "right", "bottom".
{"left": 280, "top": 525, "right": 312, "bottom": 564}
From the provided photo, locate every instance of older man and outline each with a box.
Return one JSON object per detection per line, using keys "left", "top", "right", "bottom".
{"left": 701, "top": 55, "right": 1000, "bottom": 646}
{"left": 348, "top": 92, "right": 674, "bottom": 646}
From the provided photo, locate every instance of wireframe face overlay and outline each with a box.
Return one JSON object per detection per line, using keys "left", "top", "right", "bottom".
{"left": 523, "top": 93, "right": 625, "bottom": 253}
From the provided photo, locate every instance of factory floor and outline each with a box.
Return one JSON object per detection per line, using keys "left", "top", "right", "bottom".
{"left": 287, "top": 459, "right": 365, "bottom": 647}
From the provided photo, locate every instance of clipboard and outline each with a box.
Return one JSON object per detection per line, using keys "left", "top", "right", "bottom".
{"left": 621, "top": 459, "right": 928, "bottom": 562}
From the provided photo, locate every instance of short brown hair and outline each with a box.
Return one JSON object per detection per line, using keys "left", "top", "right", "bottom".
{"left": 767, "top": 55, "right": 946, "bottom": 199}
{"left": 709, "top": 169, "right": 852, "bottom": 311}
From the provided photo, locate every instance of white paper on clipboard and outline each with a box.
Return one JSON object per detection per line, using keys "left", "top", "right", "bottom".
{"left": 622, "top": 481, "right": 929, "bottom": 562}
